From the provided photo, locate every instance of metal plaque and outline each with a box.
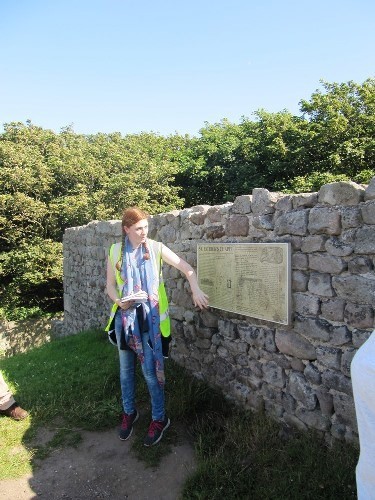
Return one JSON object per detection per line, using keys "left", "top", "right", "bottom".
{"left": 197, "top": 243, "right": 291, "bottom": 325}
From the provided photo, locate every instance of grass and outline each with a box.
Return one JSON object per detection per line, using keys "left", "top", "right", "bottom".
{"left": 0, "top": 329, "right": 359, "bottom": 498}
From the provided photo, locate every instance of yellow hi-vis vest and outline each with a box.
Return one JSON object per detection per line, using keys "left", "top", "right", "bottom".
{"left": 105, "top": 239, "right": 171, "bottom": 337}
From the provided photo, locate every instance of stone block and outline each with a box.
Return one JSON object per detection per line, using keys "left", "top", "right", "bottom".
{"left": 262, "top": 382, "right": 283, "bottom": 403}
{"left": 315, "top": 388, "right": 334, "bottom": 415}
{"left": 269, "top": 352, "right": 291, "bottom": 369}
{"left": 225, "top": 215, "right": 249, "bottom": 236}
{"left": 318, "top": 181, "right": 364, "bottom": 206}
{"left": 331, "top": 422, "right": 347, "bottom": 440}
{"left": 248, "top": 359, "right": 263, "bottom": 378}
{"left": 275, "top": 330, "right": 316, "bottom": 360}
{"left": 275, "top": 210, "right": 308, "bottom": 236}
{"left": 301, "top": 235, "right": 327, "bottom": 252}
{"left": 361, "top": 201, "right": 375, "bottom": 224}
{"left": 252, "top": 188, "right": 278, "bottom": 214}
{"left": 188, "top": 205, "right": 210, "bottom": 225}
{"left": 292, "top": 252, "right": 308, "bottom": 270}
{"left": 262, "top": 361, "right": 286, "bottom": 388}
{"left": 293, "top": 292, "right": 320, "bottom": 315}
{"left": 275, "top": 195, "right": 293, "bottom": 212}
{"left": 292, "top": 192, "right": 318, "bottom": 208}
{"left": 340, "top": 206, "right": 362, "bottom": 229}
{"left": 329, "top": 325, "right": 351, "bottom": 346}
{"left": 230, "top": 382, "right": 251, "bottom": 403}
{"left": 352, "top": 329, "right": 373, "bottom": 348}
{"left": 236, "top": 353, "right": 250, "bottom": 366}
{"left": 309, "top": 253, "right": 347, "bottom": 274}
{"left": 364, "top": 177, "right": 375, "bottom": 201}
{"left": 246, "top": 392, "right": 264, "bottom": 411}
{"left": 304, "top": 362, "right": 322, "bottom": 384}
{"left": 355, "top": 226, "right": 375, "bottom": 253}
{"left": 237, "top": 368, "right": 262, "bottom": 390}
{"left": 308, "top": 207, "right": 341, "bottom": 235}
{"left": 332, "top": 393, "right": 357, "bottom": 429}
{"left": 169, "top": 305, "right": 185, "bottom": 321}
{"left": 325, "top": 237, "right": 354, "bottom": 256}
{"left": 196, "top": 326, "right": 217, "bottom": 340}
{"left": 341, "top": 348, "right": 357, "bottom": 377}
{"left": 158, "top": 224, "right": 177, "bottom": 243}
{"left": 205, "top": 224, "right": 226, "bottom": 239}
{"left": 218, "top": 319, "right": 238, "bottom": 340}
{"left": 322, "top": 369, "right": 352, "bottom": 396}
{"left": 332, "top": 274, "right": 375, "bottom": 305}
{"left": 295, "top": 408, "right": 331, "bottom": 431}
{"left": 348, "top": 256, "right": 373, "bottom": 274}
{"left": 316, "top": 346, "right": 342, "bottom": 370}
{"left": 232, "top": 195, "right": 252, "bottom": 214}
{"left": 253, "top": 214, "right": 274, "bottom": 230}
{"left": 290, "top": 358, "right": 305, "bottom": 371}
{"left": 294, "top": 316, "right": 330, "bottom": 342}
{"left": 199, "top": 310, "right": 219, "bottom": 328}
{"left": 344, "top": 303, "right": 374, "bottom": 328}
{"left": 283, "top": 413, "right": 308, "bottom": 431}
{"left": 217, "top": 345, "right": 230, "bottom": 358}
{"left": 238, "top": 325, "right": 276, "bottom": 351}
{"left": 288, "top": 372, "right": 317, "bottom": 410}
{"left": 292, "top": 270, "right": 309, "bottom": 292}
{"left": 282, "top": 393, "right": 297, "bottom": 413}
{"left": 308, "top": 272, "right": 334, "bottom": 297}
{"left": 213, "top": 357, "right": 235, "bottom": 381}
{"left": 264, "top": 400, "right": 284, "bottom": 418}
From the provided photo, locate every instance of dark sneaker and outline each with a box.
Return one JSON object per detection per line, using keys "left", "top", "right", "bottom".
{"left": 144, "top": 416, "right": 170, "bottom": 447}
{"left": 119, "top": 410, "right": 139, "bottom": 441}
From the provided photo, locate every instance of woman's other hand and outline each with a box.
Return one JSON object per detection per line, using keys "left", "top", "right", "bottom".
{"left": 116, "top": 298, "right": 135, "bottom": 311}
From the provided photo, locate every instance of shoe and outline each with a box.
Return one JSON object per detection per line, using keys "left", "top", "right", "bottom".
{"left": 0, "top": 402, "right": 28, "bottom": 421}
{"left": 144, "top": 416, "right": 170, "bottom": 447}
{"left": 119, "top": 410, "right": 139, "bottom": 441}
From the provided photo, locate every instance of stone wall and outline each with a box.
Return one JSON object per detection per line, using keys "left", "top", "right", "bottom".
{"left": 62, "top": 178, "right": 375, "bottom": 442}
{"left": 0, "top": 317, "right": 60, "bottom": 356}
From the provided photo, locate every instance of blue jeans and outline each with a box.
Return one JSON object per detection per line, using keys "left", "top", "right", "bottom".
{"left": 115, "top": 310, "right": 165, "bottom": 421}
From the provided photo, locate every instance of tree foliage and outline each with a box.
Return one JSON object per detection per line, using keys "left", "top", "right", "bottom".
{"left": 1, "top": 78, "right": 374, "bottom": 318}
{"left": 0, "top": 124, "right": 184, "bottom": 317}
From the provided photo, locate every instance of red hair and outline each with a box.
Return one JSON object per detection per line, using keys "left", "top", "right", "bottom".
{"left": 121, "top": 207, "right": 149, "bottom": 229}
{"left": 118, "top": 206, "right": 150, "bottom": 262}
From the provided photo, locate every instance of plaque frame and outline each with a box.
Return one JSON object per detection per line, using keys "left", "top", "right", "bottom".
{"left": 197, "top": 242, "right": 291, "bottom": 325}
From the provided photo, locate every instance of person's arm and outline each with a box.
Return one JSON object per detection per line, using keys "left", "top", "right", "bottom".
{"left": 106, "top": 257, "right": 134, "bottom": 311}
{"left": 161, "top": 245, "right": 209, "bottom": 309}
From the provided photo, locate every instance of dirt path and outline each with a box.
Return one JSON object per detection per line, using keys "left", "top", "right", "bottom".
{"left": 0, "top": 428, "right": 196, "bottom": 500}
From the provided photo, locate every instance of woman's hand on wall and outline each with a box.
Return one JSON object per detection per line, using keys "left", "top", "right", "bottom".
{"left": 191, "top": 287, "right": 209, "bottom": 309}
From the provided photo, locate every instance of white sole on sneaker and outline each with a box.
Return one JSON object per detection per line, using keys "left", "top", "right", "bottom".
{"left": 144, "top": 417, "right": 171, "bottom": 447}
{"left": 119, "top": 411, "right": 139, "bottom": 441}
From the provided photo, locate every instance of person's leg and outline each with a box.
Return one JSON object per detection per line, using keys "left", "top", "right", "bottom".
{"left": 115, "top": 311, "right": 137, "bottom": 415}
{"left": 0, "top": 371, "right": 28, "bottom": 420}
{"left": 0, "top": 371, "right": 16, "bottom": 411}
{"left": 141, "top": 332, "right": 170, "bottom": 446}
{"left": 115, "top": 311, "right": 139, "bottom": 440}
{"left": 140, "top": 332, "right": 165, "bottom": 421}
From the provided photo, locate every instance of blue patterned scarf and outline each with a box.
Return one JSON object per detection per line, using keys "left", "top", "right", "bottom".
{"left": 120, "top": 237, "right": 165, "bottom": 385}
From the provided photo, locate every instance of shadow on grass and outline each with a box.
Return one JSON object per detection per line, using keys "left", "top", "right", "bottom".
{"left": 0, "top": 330, "right": 189, "bottom": 486}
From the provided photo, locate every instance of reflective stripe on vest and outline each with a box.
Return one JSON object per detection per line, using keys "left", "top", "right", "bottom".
{"left": 105, "top": 239, "right": 170, "bottom": 337}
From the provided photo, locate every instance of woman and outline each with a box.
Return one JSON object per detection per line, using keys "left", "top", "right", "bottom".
{"left": 106, "top": 207, "right": 208, "bottom": 446}
{"left": 351, "top": 330, "right": 375, "bottom": 499}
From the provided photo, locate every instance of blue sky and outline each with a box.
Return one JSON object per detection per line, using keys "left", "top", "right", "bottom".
{"left": 1, "top": 0, "right": 374, "bottom": 137}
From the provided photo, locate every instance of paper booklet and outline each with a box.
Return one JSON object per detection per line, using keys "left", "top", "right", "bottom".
{"left": 121, "top": 291, "right": 148, "bottom": 303}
